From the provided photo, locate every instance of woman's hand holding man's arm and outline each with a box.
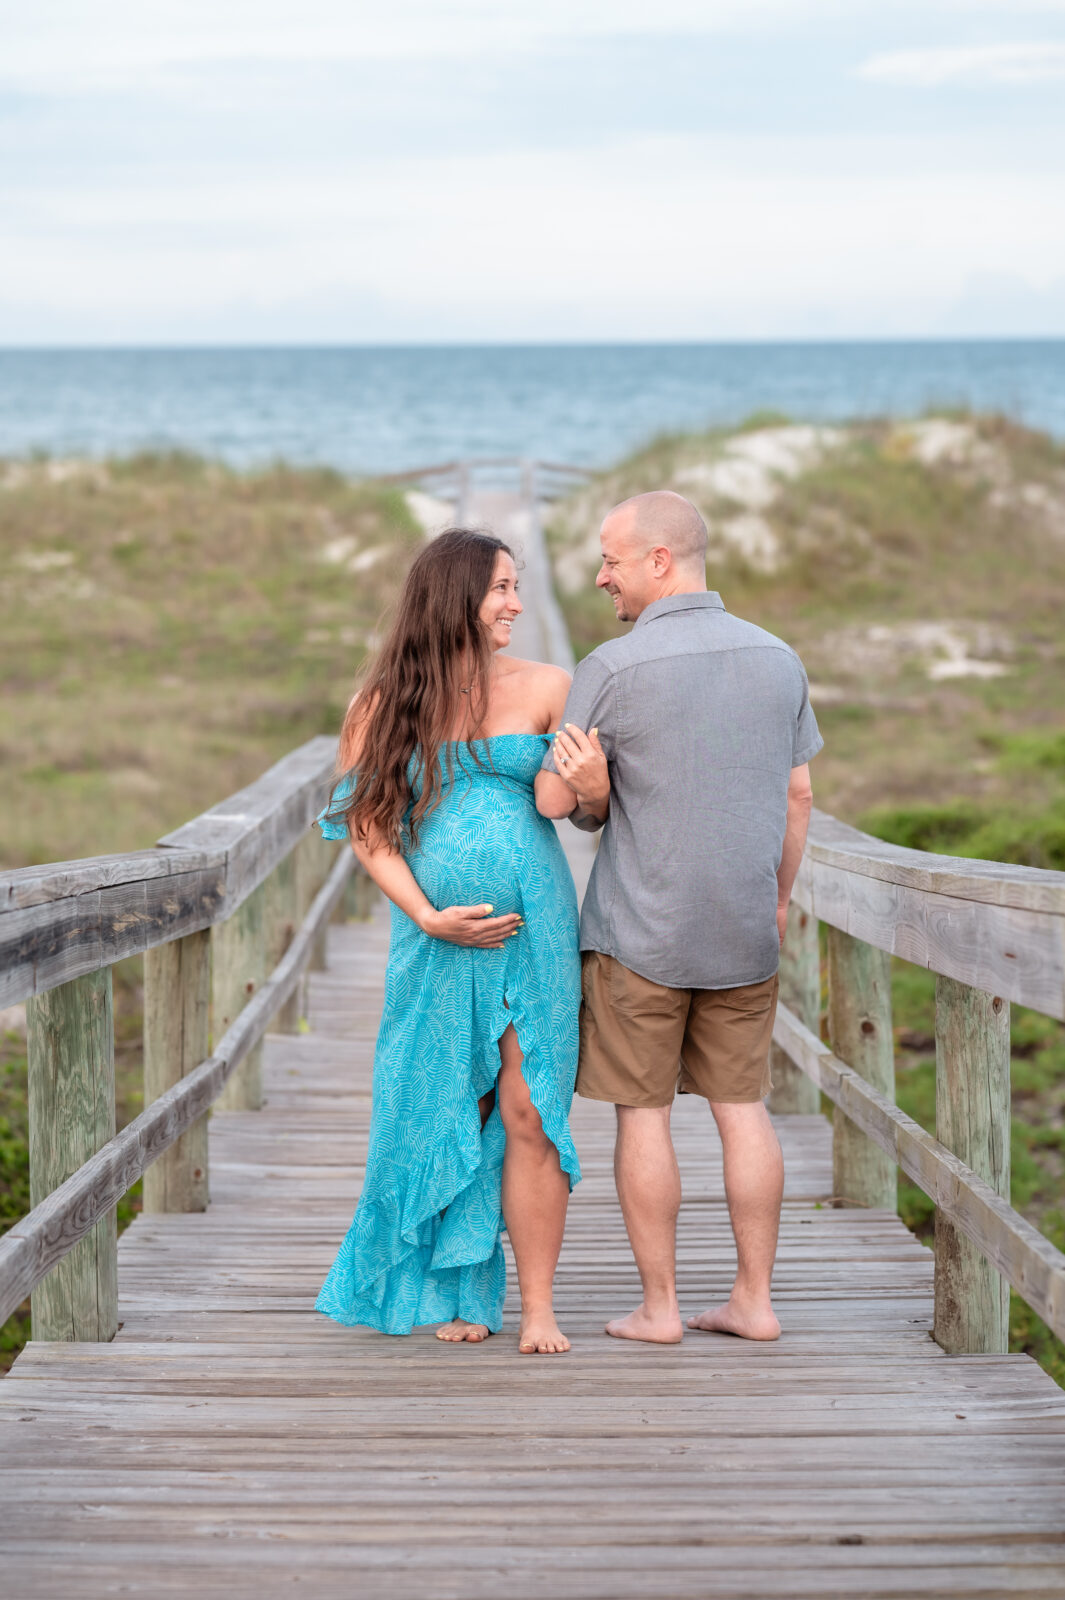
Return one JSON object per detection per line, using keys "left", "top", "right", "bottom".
{"left": 553, "top": 723, "right": 609, "bottom": 827}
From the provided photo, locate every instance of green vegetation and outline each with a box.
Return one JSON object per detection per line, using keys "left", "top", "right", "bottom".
{"left": 0, "top": 452, "right": 422, "bottom": 1367}
{"left": 547, "top": 410, "right": 1065, "bottom": 1386}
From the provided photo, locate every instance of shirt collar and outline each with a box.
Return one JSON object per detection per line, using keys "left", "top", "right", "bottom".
{"left": 634, "top": 592, "right": 726, "bottom": 629}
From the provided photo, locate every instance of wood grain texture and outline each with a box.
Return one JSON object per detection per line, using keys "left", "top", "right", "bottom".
{"left": 793, "top": 842, "right": 1065, "bottom": 1021}
{"left": 270, "top": 850, "right": 302, "bottom": 1035}
{"left": 143, "top": 930, "right": 211, "bottom": 1213}
{"left": 769, "top": 902, "right": 821, "bottom": 1115}
{"left": 0, "top": 738, "right": 338, "bottom": 1008}
{"left": 213, "top": 886, "right": 267, "bottom": 1113}
{"left": 934, "top": 978, "right": 1011, "bottom": 1354}
{"left": 0, "top": 850, "right": 354, "bottom": 1326}
{"left": 827, "top": 928, "right": 897, "bottom": 1212}
{"left": 2, "top": 900, "right": 1064, "bottom": 1598}
{"left": 26, "top": 971, "right": 117, "bottom": 1341}
{"left": 773, "top": 1001, "right": 1065, "bottom": 1340}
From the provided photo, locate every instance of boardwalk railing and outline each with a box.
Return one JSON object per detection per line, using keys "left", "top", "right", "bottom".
{"left": 375, "top": 455, "right": 595, "bottom": 525}
{"left": 5, "top": 754, "right": 1065, "bottom": 1357}
{"left": 770, "top": 810, "right": 1065, "bottom": 1352}
{"left": 0, "top": 738, "right": 362, "bottom": 1337}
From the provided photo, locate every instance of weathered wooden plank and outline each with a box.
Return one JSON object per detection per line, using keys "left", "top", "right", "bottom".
{"left": 213, "top": 886, "right": 267, "bottom": 1112}
{"left": 794, "top": 852, "right": 1065, "bottom": 1021}
{"left": 26, "top": 971, "right": 117, "bottom": 1341}
{"left": 773, "top": 1001, "right": 1065, "bottom": 1340}
{"left": 0, "top": 863, "right": 226, "bottom": 1009}
{"left": 804, "top": 808, "right": 1065, "bottom": 914}
{"left": 143, "top": 930, "right": 211, "bottom": 1213}
{"left": 0, "top": 850, "right": 353, "bottom": 1325}
{"left": 269, "top": 850, "right": 302, "bottom": 1034}
{"left": 934, "top": 978, "right": 1011, "bottom": 1354}
{"left": 0, "top": 847, "right": 219, "bottom": 911}
{"left": 769, "top": 902, "right": 821, "bottom": 1115}
{"left": 158, "top": 737, "right": 337, "bottom": 912}
{"left": 0, "top": 738, "right": 338, "bottom": 1008}
{"left": 827, "top": 928, "right": 896, "bottom": 1212}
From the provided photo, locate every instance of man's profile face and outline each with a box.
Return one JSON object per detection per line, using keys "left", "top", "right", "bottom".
{"left": 595, "top": 513, "right": 657, "bottom": 622}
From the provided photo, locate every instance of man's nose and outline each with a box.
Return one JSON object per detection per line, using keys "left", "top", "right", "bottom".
{"left": 595, "top": 568, "right": 610, "bottom": 588}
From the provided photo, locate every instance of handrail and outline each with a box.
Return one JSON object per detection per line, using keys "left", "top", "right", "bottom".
{"left": 374, "top": 455, "right": 596, "bottom": 486}
{"left": 796, "top": 811, "right": 1065, "bottom": 1022}
{"left": 773, "top": 1000, "right": 1065, "bottom": 1341}
{"left": 6, "top": 787, "right": 1061, "bottom": 1020}
{"left": 0, "top": 736, "right": 338, "bottom": 1009}
{"left": 0, "top": 849, "right": 354, "bottom": 1328}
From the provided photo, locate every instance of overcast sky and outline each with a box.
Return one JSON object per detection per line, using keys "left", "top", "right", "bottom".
{"left": 2, "top": 0, "right": 1064, "bottom": 344}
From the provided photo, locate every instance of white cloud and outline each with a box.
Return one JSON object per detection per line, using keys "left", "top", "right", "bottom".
{"left": 860, "top": 41, "right": 1065, "bottom": 86}
{"left": 4, "top": 137, "right": 1063, "bottom": 340}
{"left": 0, "top": 1, "right": 848, "bottom": 91}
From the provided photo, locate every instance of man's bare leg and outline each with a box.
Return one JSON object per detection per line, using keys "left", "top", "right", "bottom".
{"left": 606, "top": 1104, "right": 684, "bottom": 1343}
{"left": 498, "top": 1026, "right": 571, "bottom": 1354}
{"left": 688, "top": 1099, "right": 783, "bottom": 1341}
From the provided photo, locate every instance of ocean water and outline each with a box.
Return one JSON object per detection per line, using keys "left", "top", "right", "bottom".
{"left": 0, "top": 341, "right": 1062, "bottom": 474}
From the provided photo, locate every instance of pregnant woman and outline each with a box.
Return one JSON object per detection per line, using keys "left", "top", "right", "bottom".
{"left": 317, "top": 528, "right": 598, "bottom": 1354}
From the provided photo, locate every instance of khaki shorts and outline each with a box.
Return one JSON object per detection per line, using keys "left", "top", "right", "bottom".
{"left": 578, "top": 950, "right": 778, "bottom": 1109}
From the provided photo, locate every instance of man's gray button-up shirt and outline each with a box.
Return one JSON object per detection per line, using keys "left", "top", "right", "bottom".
{"left": 541, "top": 592, "right": 823, "bottom": 990}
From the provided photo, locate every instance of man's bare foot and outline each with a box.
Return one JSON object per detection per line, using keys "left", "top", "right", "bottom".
{"left": 687, "top": 1297, "right": 781, "bottom": 1341}
{"left": 605, "top": 1303, "right": 684, "bottom": 1344}
{"left": 435, "top": 1318, "right": 492, "bottom": 1343}
{"left": 519, "top": 1309, "right": 570, "bottom": 1354}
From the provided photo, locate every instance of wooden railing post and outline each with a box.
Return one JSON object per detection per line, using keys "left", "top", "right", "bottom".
{"left": 27, "top": 970, "right": 118, "bottom": 1340}
{"left": 304, "top": 833, "right": 335, "bottom": 972}
{"left": 934, "top": 977, "right": 1011, "bottom": 1353}
{"left": 213, "top": 883, "right": 267, "bottom": 1112}
{"left": 143, "top": 929, "right": 210, "bottom": 1212}
{"left": 827, "top": 928, "right": 896, "bottom": 1211}
{"left": 342, "top": 867, "right": 377, "bottom": 922}
{"left": 270, "top": 852, "right": 302, "bottom": 1035}
{"left": 769, "top": 903, "right": 821, "bottom": 1115}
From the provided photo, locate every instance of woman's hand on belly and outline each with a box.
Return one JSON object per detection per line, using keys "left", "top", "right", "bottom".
{"left": 418, "top": 902, "right": 523, "bottom": 949}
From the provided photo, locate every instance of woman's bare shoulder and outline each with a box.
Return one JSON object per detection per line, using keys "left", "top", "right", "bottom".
{"left": 501, "top": 657, "right": 571, "bottom": 691}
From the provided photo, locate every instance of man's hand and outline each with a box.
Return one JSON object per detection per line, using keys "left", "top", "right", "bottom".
{"left": 418, "top": 904, "right": 522, "bottom": 948}
{"left": 552, "top": 723, "right": 609, "bottom": 810}
{"left": 776, "top": 902, "right": 789, "bottom": 948}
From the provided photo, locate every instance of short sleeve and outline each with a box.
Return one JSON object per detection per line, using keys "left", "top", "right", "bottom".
{"left": 540, "top": 653, "right": 616, "bottom": 775}
{"left": 792, "top": 665, "right": 823, "bottom": 767}
{"left": 317, "top": 771, "right": 355, "bottom": 841}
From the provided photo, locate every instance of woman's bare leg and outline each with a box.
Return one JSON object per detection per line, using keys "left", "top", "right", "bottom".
{"left": 498, "top": 1024, "right": 571, "bottom": 1353}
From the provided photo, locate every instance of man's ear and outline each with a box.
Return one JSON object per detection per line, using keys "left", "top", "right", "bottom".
{"left": 651, "top": 544, "right": 671, "bottom": 577}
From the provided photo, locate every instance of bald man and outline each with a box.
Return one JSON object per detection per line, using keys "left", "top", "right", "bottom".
{"left": 536, "top": 491, "right": 822, "bottom": 1344}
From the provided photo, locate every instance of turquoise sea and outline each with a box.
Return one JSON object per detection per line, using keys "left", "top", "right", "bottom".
{"left": 0, "top": 341, "right": 1062, "bottom": 473}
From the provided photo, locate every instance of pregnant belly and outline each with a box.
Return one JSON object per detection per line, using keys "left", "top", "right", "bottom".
{"left": 408, "top": 805, "right": 543, "bottom": 915}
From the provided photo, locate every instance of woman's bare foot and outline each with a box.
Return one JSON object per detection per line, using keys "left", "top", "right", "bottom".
{"left": 687, "top": 1295, "right": 781, "bottom": 1341}
{"left": 519, "top": 1309, "right": 570, "bottom": 1354}
{"left": 605, "top": 1302, "right": 684, "bottom": 1344}
{"left": 435, "top": 1319, "right": 492, "bottom": 1343}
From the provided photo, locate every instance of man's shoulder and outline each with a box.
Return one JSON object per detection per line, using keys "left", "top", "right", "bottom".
{"left": 581, "top": 613, "right": 804, "bottom": 673}
{"left": 717, "top": 612, "right": 803, "bottom": 663}
{"left": 577, "top": 633, "right": 641, "bottom": 676}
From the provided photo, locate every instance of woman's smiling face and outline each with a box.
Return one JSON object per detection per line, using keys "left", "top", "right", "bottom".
{"left": 478, "top": 551, "right": 522, "bottom": 650}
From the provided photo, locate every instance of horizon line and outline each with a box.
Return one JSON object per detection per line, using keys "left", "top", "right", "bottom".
{"left": 1, "top": 334, "right": 1064, "bottom": 355}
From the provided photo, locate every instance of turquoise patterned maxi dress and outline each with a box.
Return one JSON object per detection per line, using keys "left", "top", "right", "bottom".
{"left": 315, "top": 734, "right": 582, "bottom": 1335}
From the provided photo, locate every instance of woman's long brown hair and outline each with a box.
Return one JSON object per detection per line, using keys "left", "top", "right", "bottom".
{"left": 336, "top": 527, "right": 513, "bottom": 851}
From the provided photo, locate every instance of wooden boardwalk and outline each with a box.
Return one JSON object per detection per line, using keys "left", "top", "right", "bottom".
{"left": 3, "top": 896, "right": 1065, "bottom": 1598}
{"left": 4, "top": 468, "right": 1065, "bottom": 1598}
